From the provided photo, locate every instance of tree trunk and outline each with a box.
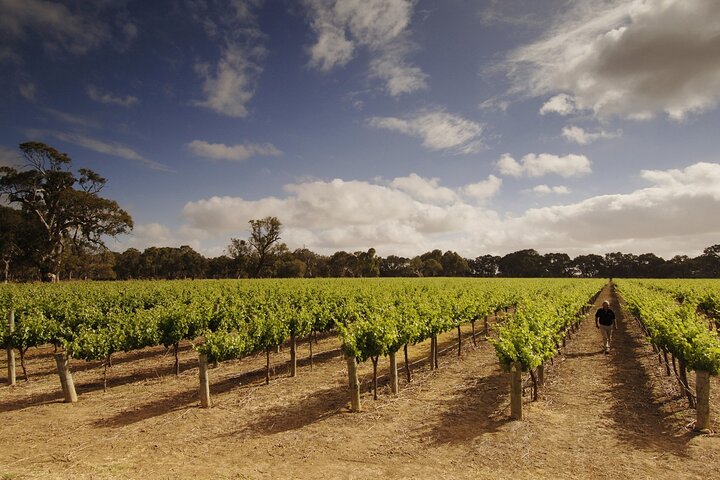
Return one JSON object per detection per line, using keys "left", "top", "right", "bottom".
{"left": 371, "top": 356, "right": 379, "bottom": 400}
{"left": 3, "top": 258, "right": 9, "bottom": 284}
{"left": 529, "top": 368, "right": 538, "bottom": 401}
{"left": 678, "top": 357, "right": 695, "bottom": 408}
{"left": 389, "top": 350, "right": 398, "bottom": 394}
{"left": 19, "top": 348, "right": 28, "bottom": 382}
{"left": 404, "top": 344, "right": 411, "bottom": 383}
{"left": 537, "top": 364, "right": 544, "bottom": 388}
{"left": 6, "top": 309, "right": 15, "bottom": 386}
{"left": 695, "top": 370, "right": 711, "bottom": 431}
{"left": 265, "top": 347, "right": 271, "bottom": 385}
{"left": 173, "top": 342, "right": 180, "bottom": 376}
{"left": 662, "top": 349, "right": 671, "bottom": 376}
{"left": 54, "top": 353, "right": 77, "bottom": 403}
{"left": 346, "top": 356, "right": 360, "bottom": 412}
{"left": 290, "top": 332, "right": 297, "bottom": 377}
{"left": 434, "top": 334, "right": 439, "bottom": 369}
{"left": 484, "top": 316, "right": 489, "bottom": 336}
{"left": 199, "top": 354, "right": 212, "bottom": 408}
{"left": 510, "top": 362, "right": 522, "bottom": 420}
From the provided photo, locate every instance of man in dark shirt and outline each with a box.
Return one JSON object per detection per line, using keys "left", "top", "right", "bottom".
{"left": 595, "top": 300, "right": 616, "bottom": 354}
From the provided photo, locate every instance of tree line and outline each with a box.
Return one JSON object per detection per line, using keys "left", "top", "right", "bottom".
{"left": 2, "top": 142, "right": 719, "bottom": 282}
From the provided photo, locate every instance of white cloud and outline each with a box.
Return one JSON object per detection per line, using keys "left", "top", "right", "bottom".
{"left": 368, "top": 110, "right": 484, "bottom": 153}
{"left": 31, "top": 130, "right": 172, "bottom": 172}
{"left": 192, "top": 2, "right": 266, "bottom": 118}
{"left": 186, "top": 140, "right": 282, "bottom": 162}
{"left": 561, "top": 125, "right": 621, "bottom": 145}
{"left": 87, "top": 85, "right": 139, "bottom": 107}
{"left": 18, "top": 82, "right": 36, "bottom": 101}
{"left": 463, "top": 175, "right": 502, "bottom": 201}
{"left": 533, "top": 185, "right": 570, "bottom": 195}
{"left": 505, "top": 0, "right": 720, "bottom": 121}
{"left": 305, "top": 0, "right": 427, "bottom": 96}
{"left": 539, "top": 94, "right": 576, "bottom": 116}
{"left": 131, "top": 161, "right": 720, "bottom": 258}
{"left": 517, "top": 162, "right": 720, "bottom": 254}
{"left": 389, "top": 173, "right": 458, "bottom": 204}
{"left": 180, "top": 173, "right": 504, "bottom": 255}
{"left": 497, "top": 153, "right": 592, "bottom": 178}
{"left": 0, "top": 0, "right": 111, "bottom": 55}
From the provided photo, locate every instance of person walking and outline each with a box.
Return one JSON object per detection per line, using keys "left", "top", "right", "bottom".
{"left": 595, "top": 300, "right": 616, "bottom": 354}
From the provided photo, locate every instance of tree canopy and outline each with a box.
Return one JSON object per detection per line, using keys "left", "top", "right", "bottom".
{"left": 0, "top": 142, "right": 133, "bottom": 280}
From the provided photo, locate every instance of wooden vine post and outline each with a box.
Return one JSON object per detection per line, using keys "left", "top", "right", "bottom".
{"left": 695, "top": 370, "right": 710, "bottom": 431}
{"left": 290, "top": 332, "right": 297, "bottom": 377}
{"left": 346, "top": 356, "right": 361, "bottom": 412}
{"left": 389, "top": 350, "right": 398, "bottom": 394}
{"left": 54, "top": 353, "right": 77, "bottom": 403}
{"left": 510, "top": 361, "right": 523, "bottom": 420}
{"left": 429, "top": 335, "right": 436, "bottom": 370}
{"left": 199, "top": 354, "right": 212, "bottom": 408}
{"left": 6, "top": 309, "right": 15, "bottom": 386}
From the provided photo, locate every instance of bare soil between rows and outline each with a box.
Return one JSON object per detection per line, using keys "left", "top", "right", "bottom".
{"left": 1, "top": 284, "right": 719, "bottom": 479}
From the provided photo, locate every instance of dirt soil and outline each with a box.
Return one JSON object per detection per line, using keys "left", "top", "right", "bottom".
{"left": 1, "top": 283, "right": 719, "bottom": 480}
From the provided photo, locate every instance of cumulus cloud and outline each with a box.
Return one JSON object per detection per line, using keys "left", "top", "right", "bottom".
{"left": 305, "top": 0, "right": 427, "bottom": 96}
{"left": 518, "top": 162, "right": 720, "bottom": 253}
{"left": 533, "top": 185, "right": 570, "bottom": 195}
{"left": 505, "top": 0, "right": 720, "bottom": 121}
{"left": 30, "top": 130, "right": 172, "bottom": 172}
{"left": 87, "top": 85, "right": 139, "bottom": 107}
{"left": 561, "top": 125, "right": 621, "bottom": 145}
{"left": 463, "top": 175, "right": 502, "bottom": 201}
{"left": 368, "top": 110, "right": 484, "bottom": 153}
{"left": 539, "top": 94, "right": 576, "bottom": 116}
{"left": 180, "top": 173, "right": 505, "bottom": 255}
{"left": 389, "top": 173, "right": 458, "bottom": 204}
{"left": 175, "top": 161, "right": 720, "bottom": 257}
{"left": 497, "top": 153, "right": 592, "bottom": 178}
{"left": 186, "top": 139, "right": 282, "bottom": 162}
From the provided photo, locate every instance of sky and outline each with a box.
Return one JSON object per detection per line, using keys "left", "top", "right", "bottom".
{"left": 1, "top": 0, "right": 720, "bottom": 260}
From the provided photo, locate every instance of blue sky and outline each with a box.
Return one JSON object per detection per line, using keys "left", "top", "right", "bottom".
{"left": 1, "top": 0, "right": 720, "bottom": 259}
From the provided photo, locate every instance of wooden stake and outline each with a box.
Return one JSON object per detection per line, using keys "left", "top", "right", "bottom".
{"left": 371, "top": 356, "right": 379, "bottom": 400}
{"left": 429, "top": 334, "right": 436, "bottom": 370}
{"left": 6, "top": 309, "right": 15, "bottom": 386}
{"left": 457, "top": 325, "right": 462, "bottom": 357}
{"left": 510, "top": 361, "right": 522, "bottom": 420}
{"left": 403, "top": 344, "right": 411, "bottom": 383}
{"left": 347, "top": 356, "right": 360, "bottom": 412}
{"left": 389, "top": 350, "right": 398, "bottom": 394}
{"left": 54, "top": 353, "right": 77, "bottom": 403}
{"left": 471, "top": 320, "right": 477, "bottom": 347}
{"left": 695, "top": 370, "right": 710, "bottom": 431}
{"left": 290, "top": 332, "right": 297, "bottom": 377}
{"left": 265, "top": 347, "right": 271, "bottom": 385}
{"left": 199, "top": 354, "right": 211, "bottom": 408}
{"left": 537, "top": 364, "right": 544, "bottom": 387}
{"left": 433, "top": 334, "right": 439, "bottom": 369}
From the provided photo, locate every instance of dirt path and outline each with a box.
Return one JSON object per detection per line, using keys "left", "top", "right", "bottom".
{"left": 1, "top": 284, "right": 719, "bottom": 480}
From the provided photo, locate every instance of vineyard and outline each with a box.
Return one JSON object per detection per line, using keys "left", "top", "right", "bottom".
{"left": 2, "top": 278, "right": 720, "bottom": 479}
